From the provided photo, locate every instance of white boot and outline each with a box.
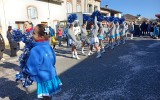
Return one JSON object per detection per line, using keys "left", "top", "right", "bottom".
{"left": 88, "top": 50, "right": 92, "bottom": 56}
{"left": 131, "top": 34, "right": 133, "bottom": 39}
{"left": 105, "top": 44, "right": 110, "bottom": 48}
{"left": 72, "top": 52, "right": 76, "bottom": 58}
{"left": 96, "top": 51, "right": 101, "bottom": 58}
{"left": 82, "top": 47, "right": 85, "bottom": 54}
{"left": 75, "top": 51, "right": 80, "bottom": 60}
{"left": 122, "top": 39, "right": 126, "bottom": 44}
{"left": 111, "top": 44, "right": 114, "bottom": 49}
{"left": 101, "top": 48, "right": 106, "bottom": 53}
{"left": 117, "top": 40, "right": 120, "bottom": 46}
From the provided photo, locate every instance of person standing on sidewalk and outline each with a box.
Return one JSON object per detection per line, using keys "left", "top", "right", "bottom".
{"left": 57, "top": 26, "right": 63, "bottom": 47}
{"left": 0, "top": 27, "right": 5, "bottom": 61}
{"left": 63, "top": 25, "right": 69, "bottom": 47}
{"left": 129, "top": 21, "right": 134, "bottom": 39}
{"left": 49, "top": 26, "right": 56, "bottom": 49}
{"left": 7, "top": 26, "right": 18, "bottom": 57}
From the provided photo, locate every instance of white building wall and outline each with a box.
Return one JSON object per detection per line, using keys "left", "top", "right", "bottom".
{"left": 0, "top": 0, "right": 67, "bottom": 45}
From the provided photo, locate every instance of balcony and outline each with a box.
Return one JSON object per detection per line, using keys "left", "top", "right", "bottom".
{"left": 37, "top": 0, "right": 64, "bottom": 5}
{"left": 95, "top": 0, "right": 101, "bottom": 2}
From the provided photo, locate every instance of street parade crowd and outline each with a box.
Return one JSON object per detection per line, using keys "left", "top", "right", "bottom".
{"left": 0, "top": 10, "right": 160, "bottom": 100}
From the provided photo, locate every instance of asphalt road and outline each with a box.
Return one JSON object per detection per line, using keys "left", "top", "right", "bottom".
{"left": 0, "top": 37, "right": 160, "bottom": 100}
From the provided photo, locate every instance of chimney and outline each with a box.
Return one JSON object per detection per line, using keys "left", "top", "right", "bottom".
{"left": 105, "top": 5, "right": 108, "bottom": 8}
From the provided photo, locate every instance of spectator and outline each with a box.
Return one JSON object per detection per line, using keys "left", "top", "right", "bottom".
{"left": 63, "top": 25, "right": 69, "bottom": 47}
{"left": 0, "top": 27, "right": 5, "bottom": 61}
{"left": 128, "top": 21, "right": 134, "bottom": 39}
{"left": 7, "top": 26, "right": 18, "bottom": 57}
{"left": 153, "top": 23, "right": 159, "bottom": 39}
{"left": 134, "top": 22, "right": 141, "bottom": 37}
{"left": 57, "top": 26, "right": 63, "bottom": 47}
{"left": 49, "top": 26, "right": 56, "bottom": 49}
{"left": 150, "top": 23, "right": 154, "bottom": 37}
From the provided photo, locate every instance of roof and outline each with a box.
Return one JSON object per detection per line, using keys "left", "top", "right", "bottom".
{"left": 123, "top": 14, "right": 137, "bottom": 21}
{"left": 100, "top": 7, "right": 122, "bottom": 14}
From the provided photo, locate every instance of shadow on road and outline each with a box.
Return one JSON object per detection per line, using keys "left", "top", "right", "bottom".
{"left": 54, "top": 39, "right": 160, "bottom": 99}
{"left": 0, "top": 77, "right": 36, "bottom": 100}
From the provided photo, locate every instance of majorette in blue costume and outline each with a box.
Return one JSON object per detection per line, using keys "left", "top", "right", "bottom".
{"left": 96, "top": 13, "right": 106, "bottom": 53}
{"left": 114, "top": 18, "right": 121, "bottom": 46}
{"left": 89, "top": 11, "right": 101, "bottom": 58}
{"left": 81, "top": 14, "right": 91, "bottom": 55}
{"left": 106, "top": 16, "right": 116, "bottom": 49}
{"left": 67, "top": 14, "right": 81, "bottom": 59}
{"left": 119, "top": 18, "right": 126, "bottom": 44}
{"left": 12, "top": 21, "right": 34, "bottom": 87}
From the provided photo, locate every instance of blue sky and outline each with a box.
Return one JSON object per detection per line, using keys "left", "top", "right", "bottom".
{"left": 101, "top": 0, "right": 160, "bottom": 19}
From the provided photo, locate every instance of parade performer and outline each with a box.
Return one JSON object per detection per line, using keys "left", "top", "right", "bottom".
{"left": 107, "top": 17, "right": 116, "bottom": 49}
{"left": 68, "top": 24, "right": 81, "bottom": 59}
{"left": 68, "top": 13, "right": 81, "bottom": 59}
{"left": 81, "top": 23, "right": 90, "bottom": 55}
{"left": 119, "top": 18, "right": 126, "bottom": 44}
{"left": 89, "top": 15, "right": 101, "bottom": 58}
{"left": 115, "top": 19, "right": 121, "bottom": 46}
{"left": 23, "top": 24, "right": 62, "bottom": 99}
{"left": 14, "top": 21, "right": 34, "bottom": 87}
{"left": 104, "top": 17, "right": 111, "bottom": 49}
{"left": 98, "top": 23, "right": 105, "bottom": 53}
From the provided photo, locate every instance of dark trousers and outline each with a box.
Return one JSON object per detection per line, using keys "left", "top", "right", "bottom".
{"left": 0, "top": 51, "right": 3, "bottom": 60}
{"left": 10, "top": 48, "right": 17, "bottom": 57}
{"left": 66, "top": 37, "right": 69, "bottom": 47}
{"left": 58, "top": 36, "right": 62, "bottom": 47}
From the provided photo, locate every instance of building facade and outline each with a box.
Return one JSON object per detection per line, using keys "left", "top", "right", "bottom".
{"left": 0, "top": 0, "right": 102, "bottom": 45}
{"left": 66, "top": 0, "right": 101, "bottom": 14}
{"left": 0, "top": 0, "right": 67, "bottom": 44}
{"left": 100, "top": 5, "right": 122, "bottom": 18}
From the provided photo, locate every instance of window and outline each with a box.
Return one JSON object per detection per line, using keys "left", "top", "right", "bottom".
{"left": 94, "top": 6, "right": 98, "bottom": 11}
{"left": 67, "top": 2, "right": 72, "bottom": 13}
{"left": 88, "top": 4, "right": 92, "bottom": 13}
{"left": 27, "top": 6, "right": 38, "bottom": 19}
{"left": 76, "top": 0, "right": 81, "bottom": 12}
{"left": 77, "top": 4, "right": 81, "bottom": 12}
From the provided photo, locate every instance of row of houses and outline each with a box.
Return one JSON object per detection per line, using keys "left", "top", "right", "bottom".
{"left": 0, "top": 0, "right": 122, "bottom": 44}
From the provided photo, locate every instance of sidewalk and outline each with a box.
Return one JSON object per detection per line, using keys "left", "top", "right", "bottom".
{"left": 0, "top": 49, "right": 23, "bottom": 63}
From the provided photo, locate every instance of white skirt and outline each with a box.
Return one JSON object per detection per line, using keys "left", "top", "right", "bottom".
{"left": 90, "top": 37, "right": 99, "bottom": 45}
